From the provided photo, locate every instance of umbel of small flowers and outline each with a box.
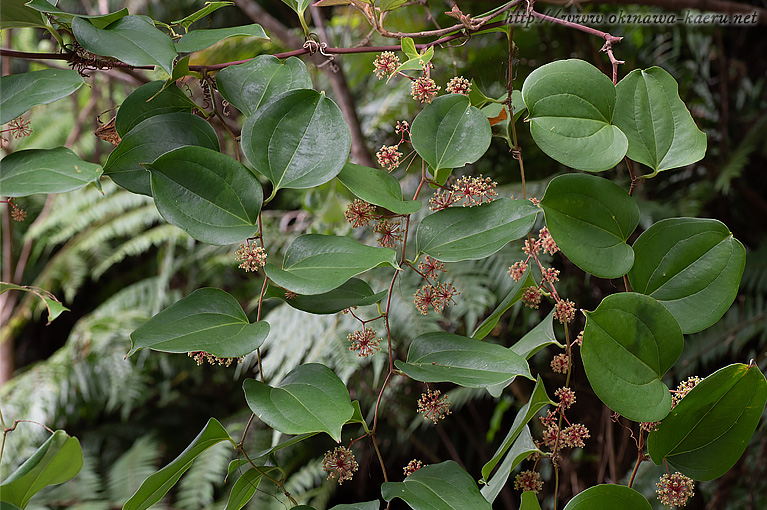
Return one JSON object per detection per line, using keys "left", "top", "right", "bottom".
{"left": 413, "top": 281, "right": 459, "bottom": 314}
{"left": 514, "top": 469, "right": 544, "bottom": 493}
{"left": 446, "top": 76, "right": 471, "bottom": 95}
{"left": 403, "top": 459, "right": 424, "bottom": 477}
{"left": 322, "top": 446, "right": 359, "bottom": 484}
{"left": 376, "top": 119, "right": 411, "bottom": 172}
{"left": 2, "top": 199, "right": 27, "bottom": 222}
{"left": 656, "top": 472, "right": 695, "bottom": 507}
{"left": 429, "top": 175, "right": 498, "bottom": 211}
{"left": 343, "top": 199, "right": 404, "bottom": 248}
{"left": 187, "top": 351, "right": 241, "bottom": 367}
{"left": 235, "top": 241, "right": 266, "bottom": 272}
{"left": 417, "top": 388, "right": 451, "bottom": 423}
{"left": 642, "top": 376, "right": 701, "bottom": 432}
{"left": 347, "top": 327, "right": 381, "bottom": 357}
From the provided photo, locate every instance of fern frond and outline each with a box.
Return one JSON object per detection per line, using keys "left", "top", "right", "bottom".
{"left": 106, "top": 435, "right": 163, "bottom": 506}
{"left": 176, "top": 441, "right": 233, "bottom": 510}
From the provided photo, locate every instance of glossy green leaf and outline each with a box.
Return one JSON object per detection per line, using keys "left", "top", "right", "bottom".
{"left": 395, "top": 332, "right": 532, "bottom": 389}
{"left": 347, "top": 400, "right": 370, "bottom": 433}
{"left": 393, "top": 45, "right": 434, "bottom": 74}
{"left": 510, "top": 310, "right": 562, "bottom": 360}
{"left": 264, "top": 234, "right": 397, "bottom": 295}
{"left": 264, "top": 278, "right": 386, "bottom": 314}
{"left": 0, "top": 430, "right": 83, "bottom": 509}
{"left": 25, "top": 0, "right": 128, "bottom": 28}
{"left": 562, "top": 484, "right": 651, "bottom": 510}
{"left": 1, "top": 0, "right": 46, "bottom": 29}
{"left": 281, "top": 0, "right": 311, "bottom": 15}
{"left": 0, "top": 501, "right": 23, "bottom": 510}
{"left": 614, "top": 67, "right": 706, "bottom": 176}
{"left": 243, "top": 363, "right": 354, "bottom": 442}
{"left": 582, "top": 293, "right": 683, "bottom": 422}
{"left": 241, "top": 89, "right": 350, "bottom": 194}
{"left": 0, "top": 283, "right": 69, "bottom": 324}
{"left": 381, "top": 0, "right": 407, "bottom": 12}
{"left": 72, "top": 15, "right": 177, "bottom": 75}
{"left": 382, "top": 461, "right": 492, "bottom": 510}
{"left": 481, "top": 426, "right": 541, "bottom": 503}
{"left": 0, "top": 69, "right": 84, "bottom": 124}
{"left": 410, "top": 94, "right": 491, "bottom": 172}
{"left": 647, "top": 363, "right": 767, "bottom": 481}
{"left": 416, "top": 198, "right": 538, "bottom": 262}
{"left": 176, "top": 24, "right": 268, "bottom": 53}
{"left": 172, "top": 1, "right": 234, "bottom": 30}
{"left": 337, "top": 162, "right": 422, "bottom": 214}
{"left": 628, "top": 218, "right": 745, "bottom": 334}
{"left": 225, "top": 466, "right": 280, "bottom": 510}
{"left": 522, "top": 59, "right": 628, "bottom": 171}
{"left": 146, "top": 146, "right": 262, "bottom": 245}
{"left": 471, "top": 268, "right": 535, "bottom": 340}
{"left": 128, "top": 288, "right": 269, "bottom": 358}
{"left": 481, "top": 376, "right": 552, "bottom": 482}
{"left": 104, "top": 112, "right": 219, "bottom": 196}
{"left": 124, "top": 418, "right": 234, "bottom": 510}
{"left": 540, "top": 174, "right": 639, "bottom": 279}
{"left": 115, "top": 81, "right": 198, "bottom": 136}
{"left": 0, "top": 148, "right": 102, "bottom": 197}
{"left": 520, "top": 491, "right": 543, "bottom": 510}
{"left": 328, "top": 502, "right": 380, "bottom": 510}
{"left": 215, "top": 56, "right": 311, "bottom": 116}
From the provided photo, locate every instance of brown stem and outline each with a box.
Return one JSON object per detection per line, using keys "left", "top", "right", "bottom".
{"left": 628, "top": 429, "right": 645, "bottom": 488}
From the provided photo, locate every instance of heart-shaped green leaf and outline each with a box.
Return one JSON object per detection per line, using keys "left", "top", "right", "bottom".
{"left": 472, "top": 268, "right": 535, "bottom": 340}
{"left": 628, "top": 218, "right": 745, "bottom": 334}
{"left": 481, "top": 376, "right": 552, "bottom": 483}
{"left": 264, "top": 278, "right": 386, "bottom": 314}
{"left": 146, "top": 146, "right": 262, "bottom": 245}
{"left": 481, "top": 426, "right": 541, "bottom": 504}
{"left": 0, "top": 148, "right": 102, "bottom": 197}
{"left": 0, "top": 430, "right": 83, "bottom": 509}
{"left": 25, "top": 0, "right": 128, "bottom": 28}
{"left": 614, "top": 67, "right": 706, "bottom": 176}
{"left": 115, "top": 81, "right": 198, "bottom": 137}
{"left": 215, "top": 56, "right": 311, "bottom": 116}
{"left": 104, "top": 112, "right": 219, "bottom": 196}
{"left": 176, "top": 23, "right": 268, "bottom": 53}
{"left": 337, "top": 162, "right": 422, "bottom": 215}
{"left": 395, "top": 332, "right": 532, "bottom": 389}
{"left": 582, "top": 292, "right": 683, "bottom": 422}
{"left": 411, "top": 94, "right": 491, "bottom": 172}
{"left": 128, "top": 288, "right": 269, "bottom": 358}
{"left": 243, "top": 363, "right": 354, "bottom": 441}
{"left": 72, "top": 15, "right": 177, "bottom": 75}
{"left": 264, "top": 234, "right": 398, "bottom": 295}
{"left": 648, "top": 363, "right": 767, "bottom": 481}
{"left": 562, "top": 484, "right": 651, "bottom": 510}
{"left": 241, "top": 89, "right": 350, "bottom": 195}
{"left": 540, "top": 174, "right": 639, "bottom": 279}
{"left": 416, "top": 198, "right": 539, "bottom": 262}
{"left": 522, "top": 59, "right": 628, "bottom": 172}
{"left": 124, "top": 418, "right": 234, "bottom": 510}
{"left": 0, "top": 69, "right": 84, "bottom": 124}
{"left": 382, "top": 461, "right": 492, "bottom": 510}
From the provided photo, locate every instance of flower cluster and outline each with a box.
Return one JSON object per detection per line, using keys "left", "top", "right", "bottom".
{"left": 538, "top": 387, "right": 590, "bottom": 452}
{"left": 554, "top": 298, "right": 576, "bottom": 324}
{"left": 323, "top": 446, "right": 359, "bottom": 484}
{"left": 451, "top": 175, "right": 498, "bottom": 206}
{"left": 235, "top": 242, "right": 266, "bottom": 272}
{"left": 395, "top": 120, "right": 410, "bottom": 134}
{"left": 514, "top": 470, "right": 543, "bottom": 493}
{"left": 562, "top": 423, "right": 590, "bottom": 448}
{"left": 188, "top": 351, "right": 241, "bottom": 367}
{"left": 1, "top": 117, "right": 33, "bottom": 146}
{"left": 403, "top": 459, "right": 424, "bottom": 477}
{"left": 411, "top": 76, "right": 440, "bottom": 103}
{"left": 672, "top": 376, "right": 701, "bottom": 408}
{"left": 542, "top": 267, "right": 560, "bottom": 283}
{"left": 446, "top": 76, "right": 471, "bottom": 95}
{"left": 373, "top": 51, "right": 400, "bottom": 79}
{"left": 418, "top": 255, "right": 446, "bottom": 280}
{"left": 508, "top": 260, "right": 528, "bottom": 281}
{"left": 376, "top": 144, "right": 403, "bottom": 171}
{"left": 347, "top": 327, "right": 381, "bottom": 357}
{"left": 345, "top": 199, "right": 376, "bottom": 228}
{"left": 417, "top": 389, "right": 451, "bottom": 423}
{"left": 521, "top": 286, "right": 542, "bottom": 309}
{"left": 555, "top": 387, "right": 576, "bottom": 409}
{"left": 656, "top": 472, "right": 695, "bottom": 507}
{"left": 5, "top": 199, "right": 27, "bottom": 222}
{"left": 538, "top": 226, "right": 559, "bottom": 255}
{"left": 413, "top": 282, "right": 458, "bottom": 314}
{"left": 374, "top": 218, "right": 403, "bottom": 248}
{"left": 550, "top": 353, "right": 569, "bottom": 373}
